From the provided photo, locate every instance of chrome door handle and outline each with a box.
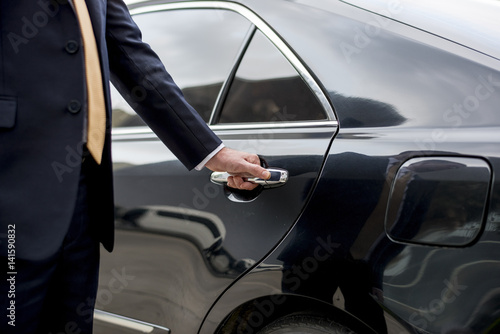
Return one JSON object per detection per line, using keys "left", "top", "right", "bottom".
{"left": 210, "top": 168, "right": 288, "bottom": 189}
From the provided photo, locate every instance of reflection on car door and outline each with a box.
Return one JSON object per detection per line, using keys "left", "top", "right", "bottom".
{"left": 95, "top": 4, "right": 337, "bottom": 334}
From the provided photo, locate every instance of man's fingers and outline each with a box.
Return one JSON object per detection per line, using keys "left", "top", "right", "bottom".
{"left": 240, "top": 182, "right": 259, "bottom": 190}
{"left": 245, "top": 153, "right": 262, "bottom": 166}
{"left": 227, "top": 176, "right": 241, "bottom": 189}
{"left": 206, "top": 147, "right": 270, "bottom": 190}
{"left": 227, "top": 176, "right": 260, "bottom": 190}
{"left": 242, "top": 160, "right": 270, "bottom": 180}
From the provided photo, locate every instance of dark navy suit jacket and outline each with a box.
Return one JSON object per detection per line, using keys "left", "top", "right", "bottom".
{"left": 0, "top": 0, "right": 222, "bottom": 260}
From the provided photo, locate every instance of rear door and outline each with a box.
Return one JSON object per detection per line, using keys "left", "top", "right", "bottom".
{"left": 95, "top": 2, "right": 337, "bottom": 333}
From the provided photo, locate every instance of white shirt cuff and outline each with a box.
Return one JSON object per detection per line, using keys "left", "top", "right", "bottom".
{"left": 194, "top": 143, "right": 225, "bottom": 171}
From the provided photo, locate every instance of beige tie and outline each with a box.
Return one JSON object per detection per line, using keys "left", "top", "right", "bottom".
{"left": 73, "top": 0, "right": 106, "bottom": 164}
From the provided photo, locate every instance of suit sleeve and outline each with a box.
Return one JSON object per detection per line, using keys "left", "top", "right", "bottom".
{"left": 104, "top": 0, "right": 222, "bottom": 170}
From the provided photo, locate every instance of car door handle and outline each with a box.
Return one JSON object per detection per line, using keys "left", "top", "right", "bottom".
{"left": 210, "top": 168, "right": 288, "bottom": 189}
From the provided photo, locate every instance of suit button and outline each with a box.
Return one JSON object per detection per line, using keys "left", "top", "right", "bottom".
{"left": 67, "top": 100, "right": 81, "bottom": 114}
{"left": 65, "top": 40, "right": 79, "bottom": 54}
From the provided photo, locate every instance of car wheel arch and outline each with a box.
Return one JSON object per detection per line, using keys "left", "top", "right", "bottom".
{"left": 213, "top": 294, "right": 375, "bottom": 334}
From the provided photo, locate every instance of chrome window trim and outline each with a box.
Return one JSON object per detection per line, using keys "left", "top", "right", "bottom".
{"left": 208, "top": 24, "right": 255, "bottom": 125}
{"left": 113, "top": 1, "right": 336, "bottom": 137}
{"left": 112, "top": 126, "right": 156, "bottom": 136}
{"left": 210, "top": 120, "right": 338, "bottom": 131}
{"left": 94, "top": 310, "right": 171, "bottom": 333}
{"left": 112, "top": 120, "right": 338, "bottom": 141}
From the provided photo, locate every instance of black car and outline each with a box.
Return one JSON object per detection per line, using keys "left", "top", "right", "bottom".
{"left": 94, "top": 0, "right": 500, "bottom": 333}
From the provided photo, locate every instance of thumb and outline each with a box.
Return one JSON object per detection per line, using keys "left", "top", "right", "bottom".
{"left": 246, "top": 163, "right": 270, "bottom": 180}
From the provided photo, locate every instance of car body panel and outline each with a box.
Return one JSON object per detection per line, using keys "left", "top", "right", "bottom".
{"left": 98, "top": 126, "right": 337, "bottom": 333}
{"left": 97, "top": 0, "right": 500, "bottom": 333}
{"left": 98, "top": 1, "right": 338, "bottom": 332}
{"left": 201, "top": 1, "right": 500, "bottom": 333}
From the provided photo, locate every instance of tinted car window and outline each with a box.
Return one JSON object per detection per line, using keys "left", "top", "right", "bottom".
{"left": 112, "top": 9, "right": 252, "bottom": 127}
{"left": 218, "top": 30, "right": 327, "bottom": 123}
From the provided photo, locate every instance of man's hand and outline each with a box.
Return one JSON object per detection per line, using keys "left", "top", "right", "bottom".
{"left": 205, "top": 147, "right": 271, "bottom": 190}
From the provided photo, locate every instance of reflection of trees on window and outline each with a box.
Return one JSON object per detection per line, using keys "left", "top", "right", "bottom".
{"left": 111, "top": 8, "right": 251, "bottom": 127}
{"left": 111, "top": 82, "right": 223, "bottom": 128}
{"left": 218, "top": 30, "right": 327, "bottom": 124}
{"left": 111, "top": 85, "right": 147, "bottom": 128}
{"left": 219, "top": 77, "right": 326, "bottom": 123}
{"left": 112, "top": 108, "right": 147, "bottom": 128}
{"left": 182, "top": 83, "right": 224, "bottom": 123}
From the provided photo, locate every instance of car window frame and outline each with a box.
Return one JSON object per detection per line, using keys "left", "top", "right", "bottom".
{"left": 113, "top": 0, "right": 337, "bottom": 137}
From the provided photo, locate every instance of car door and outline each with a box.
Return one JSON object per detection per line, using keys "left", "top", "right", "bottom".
{"left": 94, "top": 2, "right": 337, "bottom": 333}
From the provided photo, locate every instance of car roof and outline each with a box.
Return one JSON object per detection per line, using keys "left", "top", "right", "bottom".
{"left": 341, "top": 0, "right": 500, "bottom": 60}
{"left": 125, "top": 0, "right": 500, "bottom": 61}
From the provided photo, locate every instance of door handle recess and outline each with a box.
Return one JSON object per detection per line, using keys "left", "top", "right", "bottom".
{"left": 210, "top": 168, "right": 288, "bottom": 189}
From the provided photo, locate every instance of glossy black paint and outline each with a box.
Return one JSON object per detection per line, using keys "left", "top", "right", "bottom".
{"left": 97, "top": 1, "right": 500, "bottom": 333}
